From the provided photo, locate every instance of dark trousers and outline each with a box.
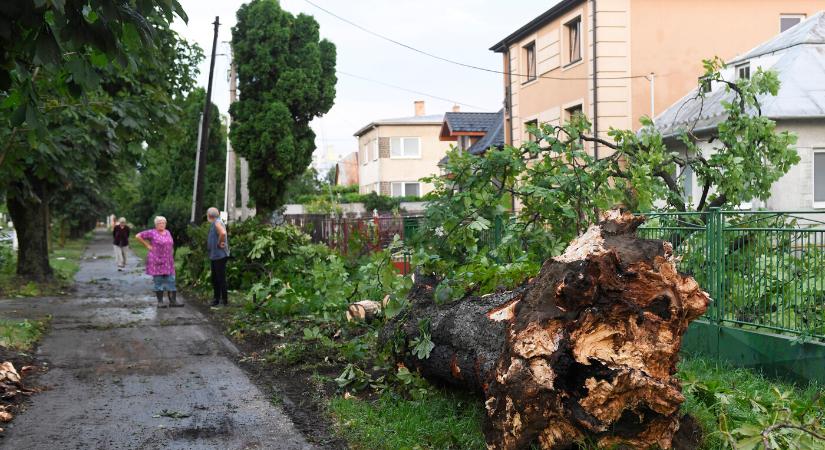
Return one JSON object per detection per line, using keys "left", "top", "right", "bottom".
{"left": 210, "top": 257, "right": 229, "bottom": 302}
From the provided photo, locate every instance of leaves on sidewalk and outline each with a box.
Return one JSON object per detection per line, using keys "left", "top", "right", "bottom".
{"left": 153, "top": 409, "right": 191, "bottom": 419}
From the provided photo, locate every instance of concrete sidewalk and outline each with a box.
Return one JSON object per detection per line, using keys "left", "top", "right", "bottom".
{"left": 0, "top": 230, "right": 314, "bottom": 450}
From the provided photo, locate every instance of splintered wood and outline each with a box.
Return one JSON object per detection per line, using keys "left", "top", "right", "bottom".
{"left": 0, "top": 360, "right": 39, "bottom": 432}
{"left": 384, "top": 210, "right": 709, "bottom": 449}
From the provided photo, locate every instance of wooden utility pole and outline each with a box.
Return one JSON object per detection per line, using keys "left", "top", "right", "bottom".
{"left": 192, "top": 16, "right": 220, "bottom": 224}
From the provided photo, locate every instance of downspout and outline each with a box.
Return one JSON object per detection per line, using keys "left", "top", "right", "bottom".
{"left": 505, "top": 47, "right": 516, "bottom": 212}
{"left": 591, "top": 0, "right": 599, "bottom": 159}
{"left": 505, "top": 48, "right": 514, "bottom": 146}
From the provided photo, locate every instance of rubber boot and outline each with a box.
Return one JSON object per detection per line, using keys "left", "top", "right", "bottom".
{"left": 156, "top": 291, "right": 167, "bottom": 308}
{"left": 168, "top": 291, "right": 184, "bottom": 308}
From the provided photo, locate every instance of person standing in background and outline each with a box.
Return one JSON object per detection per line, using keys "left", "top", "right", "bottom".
{"left": 135, "top": 216, "right": 183, "bottom": 308}
{"left": 206, "top": 207, "right": 229, "bottom": 307}
{"left": 112, "top": 217, "right": 130, "bottom": 272}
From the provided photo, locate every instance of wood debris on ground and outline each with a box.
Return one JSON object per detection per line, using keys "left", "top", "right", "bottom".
{"left": 0, "top": 360, "right": 41, "bottom": 432}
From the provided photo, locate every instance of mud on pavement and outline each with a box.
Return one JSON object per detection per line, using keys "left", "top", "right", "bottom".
{"left": 0, "top": 230, "right": 316, "bottom": 450}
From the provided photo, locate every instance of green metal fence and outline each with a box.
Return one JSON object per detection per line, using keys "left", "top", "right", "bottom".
{"left": 639, "top": 209, "right": 825, "bottom": 340}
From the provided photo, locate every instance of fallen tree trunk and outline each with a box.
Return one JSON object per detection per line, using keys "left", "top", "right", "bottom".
{"left": 381, "top": 210, "right": 709, "bottom": 449}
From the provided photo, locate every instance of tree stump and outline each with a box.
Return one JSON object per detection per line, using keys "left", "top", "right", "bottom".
{"left": 382, "top": 210, "right": 709, "bottom": 449}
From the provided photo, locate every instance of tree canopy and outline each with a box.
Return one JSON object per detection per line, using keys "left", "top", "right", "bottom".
{"left": 0, "top": 1, "right": 195, "bottom": 279}
{"left": 230, "top": 0, "right": 336, "bottom": 216}
{"left": 417, "top": 60, "right": 799, "bottom": 300}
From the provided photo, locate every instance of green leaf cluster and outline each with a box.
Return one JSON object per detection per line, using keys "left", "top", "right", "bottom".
{"left": 0, "top": 1, "right": 197, "bottom": 278}
{"left": 414, "top": 60, "right": 799, "bottom": 302}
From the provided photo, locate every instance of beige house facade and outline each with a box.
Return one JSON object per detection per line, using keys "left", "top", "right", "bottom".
{"left": 491, "top": 0, "right": 825, "bottom": 155}
{"left": 354, "top": 101, "right": 444, "bottom": 197}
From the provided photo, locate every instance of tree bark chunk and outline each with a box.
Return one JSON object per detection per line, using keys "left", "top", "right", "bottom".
{"left": 383, "top": 210, "right": 709, "bottom": 449}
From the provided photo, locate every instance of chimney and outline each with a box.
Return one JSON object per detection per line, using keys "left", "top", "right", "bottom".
{"left": 414, "top": 100, "right": 425, "bottom": 116}
{"left": 452, "top": 104, "right": 461, "bottom": 112}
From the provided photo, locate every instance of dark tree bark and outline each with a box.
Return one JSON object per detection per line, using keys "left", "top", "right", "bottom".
{"left": 7, "top": 182, "right": 53, "bottom": 281}
{"left": 382, "top": 210, "right": 709, "bottom": 449}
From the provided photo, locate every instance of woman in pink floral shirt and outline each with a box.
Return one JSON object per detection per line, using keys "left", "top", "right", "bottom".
{"left": 135, "top": 216, "right": 183, "bottom": 308}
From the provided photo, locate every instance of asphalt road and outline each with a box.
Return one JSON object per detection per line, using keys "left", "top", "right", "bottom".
{"left": 0, "top": 230, "right": 314, "bottom": 450}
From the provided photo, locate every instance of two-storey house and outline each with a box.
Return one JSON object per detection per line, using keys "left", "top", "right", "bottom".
{"left": 491, "top": 0, "right": 825, "bottom": 157}
{"left": 354, "top": 101, "right": 444, "bottom": 197}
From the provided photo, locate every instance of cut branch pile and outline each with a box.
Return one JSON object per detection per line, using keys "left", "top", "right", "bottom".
{"left": 382, "top": 210, "right": 709, "bottom": 449}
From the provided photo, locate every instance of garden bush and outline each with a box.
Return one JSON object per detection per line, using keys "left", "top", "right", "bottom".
{"left": 180, "top": 219, "right": 412, "bottom": 323}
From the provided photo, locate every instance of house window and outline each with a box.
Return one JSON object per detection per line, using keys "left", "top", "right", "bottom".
{"left": 524, "top": 119, "right": 539, "bottom": 143}
{"left": 564, "top": 104, "right": 583, "bottom": 123}
{"left": 361, "top": 144, "right": 368, "bottom": 165}
{"left": 780, "top": 14, "right": 805, "bottom": 32}
{"left": 814, "top": 150, "right": 825, "bottom": 208}
{"left": 391, "top": 182, "right": 420, "bottom": 198}
{"left": 370, "top": 139, "right": 378, "bottom": 161}
{"left": 524, "top": 41, "right": 536, "bottom": 82}
{"left": 566, "top": 16, "right": 582, "bottom": 64}
{"left": 390, "top": 137, "right": 421, "bottom": 158}
{"left": 736, "top": 63, "right": 750, "bottom": 80}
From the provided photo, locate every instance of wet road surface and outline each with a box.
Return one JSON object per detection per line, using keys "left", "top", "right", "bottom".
{"left": 0, "top": 230, "right": 314, "bottom": 450}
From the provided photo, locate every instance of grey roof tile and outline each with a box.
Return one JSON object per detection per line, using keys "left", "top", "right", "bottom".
{"left": 438, "top": 109, "right": 505, "bottom": 165}
{"left": 443, "top": 112, "right": 502, "bottom": 133}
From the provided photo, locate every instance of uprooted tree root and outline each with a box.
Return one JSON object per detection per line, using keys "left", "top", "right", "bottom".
{"left": 382, "top": 210, "right": 709, "bottom": 449}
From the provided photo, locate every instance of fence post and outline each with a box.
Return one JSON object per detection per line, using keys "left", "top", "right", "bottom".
{"left": 493, "top": 215, "right": 503, "bottom": 248}
{"left": 706, "top": 207, "right": 724, "bottom": 323}
{"left": 704, "top": 207, "right": 724, "bottom": 360}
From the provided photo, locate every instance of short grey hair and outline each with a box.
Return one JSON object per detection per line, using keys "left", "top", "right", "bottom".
{"left": 118, "top": 217, "right": 126, "bottom": 224}
{"left": 153, "top": 216, "right": 167, "bottom": 225}
{"left": 206, "top": 207, "right": 220, "bottom": 219}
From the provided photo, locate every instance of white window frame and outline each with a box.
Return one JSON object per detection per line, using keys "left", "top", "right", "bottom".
{"left": 780, "top": 14, "right": 806, "bottom": 32}
{"left": 390, "top": 137, "right": 421, "bottom": 159}
{"left": 736, "top": 62, "right": 750, "bottom": 80}
{"left": 524, "top": 41, "right": 536, "bottom": 82}
{"left": 370, "top": 139, "right": 378, "bottom": 161}
{"left": 565, "top": 15, "right": 582, "bottom": 65}
{"left": 391, "top": 182, "right": 420, "bottom": 198}
{"left": 361, "top": 143, "right": 368, "bottom": 166}
{"left": 813, "top": 148, "right": 825, "bottom": 209}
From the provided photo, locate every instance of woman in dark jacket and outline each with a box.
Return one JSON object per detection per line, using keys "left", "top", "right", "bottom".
{"left": 113, "top": 217, "right": 130, "bottom": 271}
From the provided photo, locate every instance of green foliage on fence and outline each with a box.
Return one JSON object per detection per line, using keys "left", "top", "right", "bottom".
{"left": 640, "top": 211, "right": 825, "bottom": 340}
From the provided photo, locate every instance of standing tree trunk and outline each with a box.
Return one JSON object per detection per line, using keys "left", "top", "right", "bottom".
{"left": 382, "top": 210, "right": 709, "bottom": 449}
{"left": 7, "top": 182, "right": 53, "bottom": 281}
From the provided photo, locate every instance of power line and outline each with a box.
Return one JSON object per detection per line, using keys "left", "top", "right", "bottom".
{"left": 337, "top": 70, "right": 492, "bottom": 111}
{"left": 304, "top": 0, "right": 649, "bottom": 81}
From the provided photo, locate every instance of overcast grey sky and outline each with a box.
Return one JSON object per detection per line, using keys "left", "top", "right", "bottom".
{"left": 172, "top": 0, "right": 554, "bottom": 173}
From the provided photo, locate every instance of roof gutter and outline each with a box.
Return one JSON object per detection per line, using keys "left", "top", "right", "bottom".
{"left": 490, "top": 0, "right": 583, "bottom": 52}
